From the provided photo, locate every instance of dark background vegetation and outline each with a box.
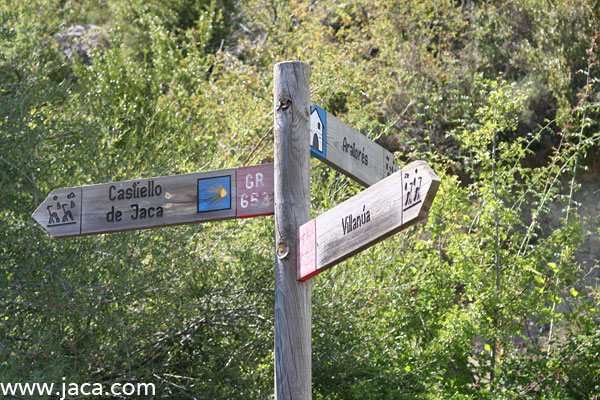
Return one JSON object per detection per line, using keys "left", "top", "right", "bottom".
{"left": 1, "top": 0, "right": 599, "bottom": 398}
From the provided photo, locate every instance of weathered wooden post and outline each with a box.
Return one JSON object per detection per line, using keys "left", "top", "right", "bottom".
{"left": 273, "top": 61, "right": 312, "bottom": 399}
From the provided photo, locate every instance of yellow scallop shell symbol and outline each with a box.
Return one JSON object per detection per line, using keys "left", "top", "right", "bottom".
{"left": 203, "top": 183, "right": 228, "bottom": 205}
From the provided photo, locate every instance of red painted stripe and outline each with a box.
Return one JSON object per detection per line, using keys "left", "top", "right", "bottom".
{"left": 297, "top": 218, "right": 317, "bottom": 281}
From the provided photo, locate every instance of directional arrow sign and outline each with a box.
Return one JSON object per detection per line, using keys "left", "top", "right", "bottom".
{"left": 297, "top": 160, "right": 440, "bottom": 281}
{"left": 310, "top": 104, "right": 398, "bottom": 187}
{"left": 32, "top": 163, "right": 274, "bottom": 237}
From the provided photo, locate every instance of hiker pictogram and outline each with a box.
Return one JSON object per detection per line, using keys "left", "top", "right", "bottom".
{"left": 46, "top": 193, "right": 77, "bottom": 227}
{"left": 385, "top": 154, "right": 398, "bottom": 177}
{"left": 403, "top": 169, "right": 423, "bottom": 211}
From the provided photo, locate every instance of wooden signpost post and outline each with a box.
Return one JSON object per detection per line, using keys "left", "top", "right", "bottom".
{"left": 32, "top": 163, "right": 274, "bottom": 237}
{"left": 273, "top": 61, "right": 312, "bottom": 400}
{"left": 32, "top": 60, "right": 440, "bottom": 400}
{"left": 310, "top": 104, "right": 398, "bottom": 186}
{"left": 297, "top": 160, "right": 440, "bottom": 281}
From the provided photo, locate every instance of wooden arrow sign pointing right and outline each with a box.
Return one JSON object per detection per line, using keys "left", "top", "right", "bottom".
{"left": 310, "top": 104, "right": 398, "bottom": 187}
{"left": 297, "top": 160, "right": 440, "bottom": 281}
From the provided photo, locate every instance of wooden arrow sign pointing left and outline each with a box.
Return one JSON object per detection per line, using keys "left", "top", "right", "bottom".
{"left": 32, "top": 163, "right": 274, "bottom": 238}
{"left": 297, "top": 160, "right": 440, "bottom": 281}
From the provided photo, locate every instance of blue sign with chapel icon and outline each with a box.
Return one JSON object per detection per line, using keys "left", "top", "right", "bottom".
{"left": 310, "top": 105, "right": 327, "bottom": 159}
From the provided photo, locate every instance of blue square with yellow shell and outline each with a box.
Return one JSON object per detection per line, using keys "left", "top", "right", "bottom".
{"left": 197, "top": 176, "right": 231, "bottom": 212}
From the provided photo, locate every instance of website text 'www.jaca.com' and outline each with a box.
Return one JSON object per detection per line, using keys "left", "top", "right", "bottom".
{"left": 0, "top": 379, "right": 155, "bottom": 399}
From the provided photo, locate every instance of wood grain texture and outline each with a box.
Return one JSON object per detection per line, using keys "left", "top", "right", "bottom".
{"left": 81, "top": 169, "right": 237, "bottom": 235}
{"left": 311, "top": 104, "right": 398, "bottom": 186}
{"left": 273, "top": 61, "right": 312, "bottom": 400}
{"left": 32, "top": 164, "right": 274, "bottom": 237}
{"left": 297, "top": 160, "right": 440, "bottom": 281}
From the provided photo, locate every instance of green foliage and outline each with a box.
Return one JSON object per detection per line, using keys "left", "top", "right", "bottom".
{"left": 1, "top": 0, "right": 599, "bottom": 398}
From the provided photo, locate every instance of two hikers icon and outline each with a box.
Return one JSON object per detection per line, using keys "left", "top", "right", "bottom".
{"left": 46, "top": 192, "right": 76, "bottom": 225}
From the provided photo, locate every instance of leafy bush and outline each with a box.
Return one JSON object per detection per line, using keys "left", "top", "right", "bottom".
{"left": 1, "top": 0, "right": 599, "bottom": 398}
